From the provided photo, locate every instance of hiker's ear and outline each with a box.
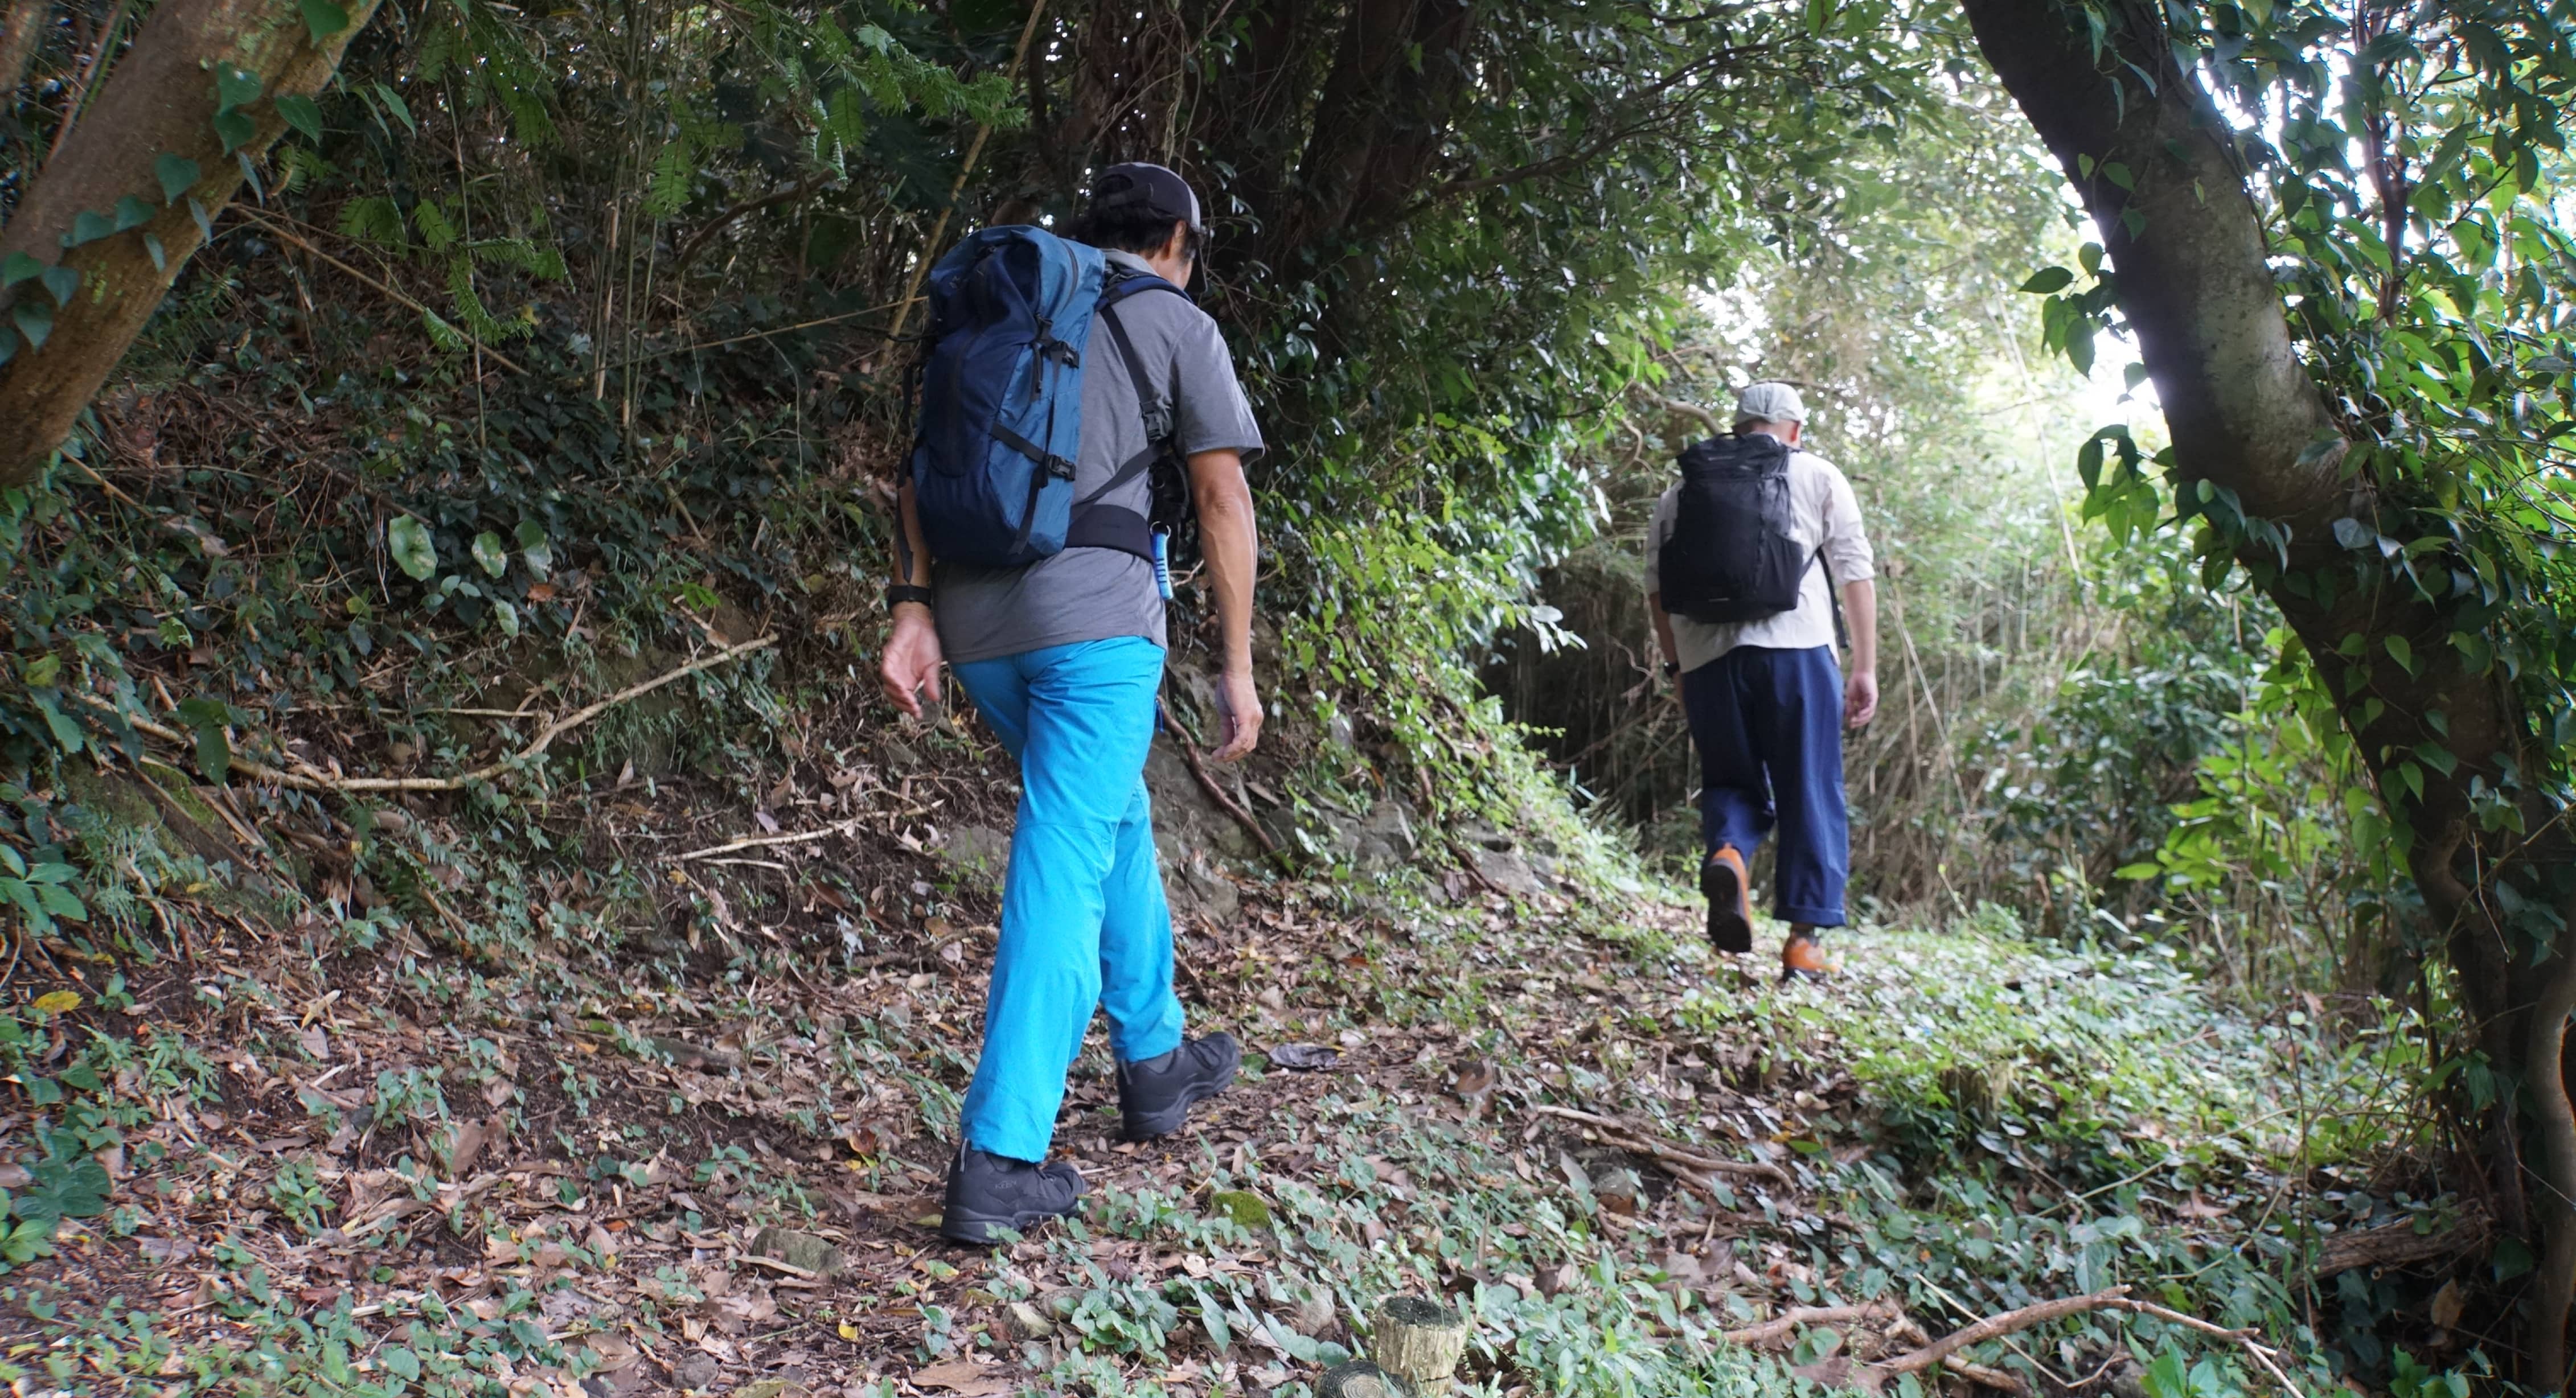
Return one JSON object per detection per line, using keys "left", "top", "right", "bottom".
{"left": 1166, "top": 221, "right": 1192, "bottom": 261}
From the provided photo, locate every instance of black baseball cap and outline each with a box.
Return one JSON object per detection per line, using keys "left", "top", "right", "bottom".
{"left": 1086, "top": 162, "right": 1205, "bottom": 235}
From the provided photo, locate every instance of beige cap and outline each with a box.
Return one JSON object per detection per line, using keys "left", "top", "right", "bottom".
{"left": 1734, "top": 381, "right": 1808, "bottom": 427}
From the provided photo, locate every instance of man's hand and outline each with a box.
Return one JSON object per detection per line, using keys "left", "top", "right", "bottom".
{"left": 1212, "top": 667, "right": 1263, "bottom": 760}
{"left": 879, "top": 605, "right": 944, "bottom": 718}
{"left": 1844, "top": 669, "right": 1879, "bottom": 730}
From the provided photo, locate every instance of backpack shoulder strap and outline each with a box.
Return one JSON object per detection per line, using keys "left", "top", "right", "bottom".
{"left": 1064, "top": 272, "right": 1189, "bottom": 562}
{"left": 1096, "top": 272, "right": 1190, "bottom": 436}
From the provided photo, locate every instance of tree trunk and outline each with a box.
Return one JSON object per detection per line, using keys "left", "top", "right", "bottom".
{"left": 0, "top": 0, "right": 49, "bottom": 100}
{"left": 1959, "top": 0, "right": 2575, "bottom": 1383}
{"left": 0, "top": 0, "right": 382, "bottom": 484}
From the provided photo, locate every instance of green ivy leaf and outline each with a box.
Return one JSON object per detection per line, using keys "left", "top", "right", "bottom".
{"left": 192, "top": 724, "right": 229, "bottom": 784}
{"left": 14, "top": 1152, "right": 109, "bottom": 1223}
{"left": 19, "top": 655, "right": 59, "bottom": 688}
{"left": 2386, "top": 634, "right": 2415, "bottom": 673}
{"left": 387, "top": 515, "right": 438, "bottom": 581}
{"left": 142, "top": 234, "right": 166, "bottom": 273}
{"left": 492, "top": 598, "right": 520, "bottom": 638}
{"left": 1, "top": 1216, "right": 56, "bottom": 1264}
{"left": 514, "top": 520, "right": 552, "bottom": 577}
{"left": 111, "top": 195, "right": 154, "bottom": 233}
{"left": 213, "top": 109, "right": 256, "bottom": 155}
{"left": 61, "top": 211, "right": 112, "bottom": 248}
{"left": 298, "top": 0, "right": 350, "bottom": 40}
{"left": 155, "top": 153, "right": 202, "bottom": 203}
{"left": 38, "top": 266, "right": 77, "bottom": 308}
{"left": 214, "top": 67, "right": 262, "bottom": 113}
{"left": 2017, "top": 266, "right": 2073, "bottom": 294}
{"left": 188, "top": 198, "right": 213, "bottom": 241}
{"left": 12, "top": 301, "right": 51, "bottom": 351}
{"left": 276, "top": 94, "right": 323, "bottom": 143}
{"left": 382, "top": 1347, "right": 421, "bottom": 1381}
{"left": 0, "top": 325, "right": 15, "bottom": 368}
{"left": 471, "top": 530, "right": 508, "bottom": 578}
{"left": 0, "top": 252, "right": 40, "bottom": 288}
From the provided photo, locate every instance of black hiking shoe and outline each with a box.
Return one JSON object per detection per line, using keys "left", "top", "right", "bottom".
{"left": 939, "top": 1147, "right": 1086, "bottom": 1245}
{"left": 1701, "top": 846, "right": 1753, "bottom": 955}
{"left": 1117, "top": 1034, "right": 1241, "bottom": 1141}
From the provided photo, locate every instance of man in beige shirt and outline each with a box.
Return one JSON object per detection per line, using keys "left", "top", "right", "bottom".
{"left": 1646, "top": 383, "right": 1878, "bottom": 979}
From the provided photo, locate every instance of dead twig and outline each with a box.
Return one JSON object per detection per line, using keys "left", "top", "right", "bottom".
{"left": 69, "top": 638, "right": 773, "bottom": 793}
{"left": 234, "top": 209, "right": 533, "bottom": 376}
{"left": 678, "top": 819, "right": 862, "bottom": 862}
{"left": 2107, "top": 1298, "right": 2301, "bottom": 1393}
{"left": 1528, "top": 1103, "right": 1791, "bottom": 1186}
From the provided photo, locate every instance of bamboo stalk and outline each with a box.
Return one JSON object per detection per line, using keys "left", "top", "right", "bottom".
{"left": 885, "top": 0, "right": 1051, "bottom": 342}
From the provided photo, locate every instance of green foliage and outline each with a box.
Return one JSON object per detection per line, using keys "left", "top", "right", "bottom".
{"left": 2034, "top": 0, "right": 2576, "bottom": 848}
{"left": 0, "top": 844, "right": 85, "bottom": 936}
{"left": 15, "top": 1136, "right": 111, "bottom": 1224}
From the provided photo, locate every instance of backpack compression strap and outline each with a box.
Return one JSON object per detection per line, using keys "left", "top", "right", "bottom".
{"left": 1063, "top": 273, "right": 1191, "bottom": 561}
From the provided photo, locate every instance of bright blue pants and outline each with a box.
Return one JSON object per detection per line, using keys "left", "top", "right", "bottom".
{"left": 1679, "top": 644, "right": 1849, "bottom": 927}
{"left": 950, "top": 637, "right": 1185, "bottom": 1162}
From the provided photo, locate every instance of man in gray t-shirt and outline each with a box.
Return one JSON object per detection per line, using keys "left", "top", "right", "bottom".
{"left": 879, "top": 163, "right": 1265, "bottom": 1244}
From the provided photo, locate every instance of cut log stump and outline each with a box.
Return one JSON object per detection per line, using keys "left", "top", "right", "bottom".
{"left": 1317, "top": 1361, "right": 1402, "bottom": 1398}
{"left": 1372, "top": 1296, "right": 1470, "bottom": 1395}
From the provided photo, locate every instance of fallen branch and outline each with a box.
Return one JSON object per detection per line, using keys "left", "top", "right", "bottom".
{"left": 72, "top": 637, "right": 773, "bottom": 793}
{"left": 1881, "top": 1288, "right": 2129, "bottom": 1376}
{"left": 1848, "top": 1288, "right": 2300, "bottom": 1396}
{"left": 1528, "top": 1103, "right": 1792, "bottom": 1186}
{"left": 1721, "top": 1301, "right": 1897, "bottom": 1347}
{"left": 2311, "top": 1206, "right": 2488, "bottom": 1277}
{"left": 1944, "top": 1356, "right": 2030, "bottom": 1395}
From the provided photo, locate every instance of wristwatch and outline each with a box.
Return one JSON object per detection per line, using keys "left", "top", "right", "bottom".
{"left": 885, "top": 584, "right": 933, "bottom": 611}
{"left": 1661, "top": 660, "right": 1679, "bottom": 679}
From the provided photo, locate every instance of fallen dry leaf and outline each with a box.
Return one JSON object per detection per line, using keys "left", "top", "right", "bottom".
{"left": 912, "top": 1360, "right": 1011, "bottom": 1396}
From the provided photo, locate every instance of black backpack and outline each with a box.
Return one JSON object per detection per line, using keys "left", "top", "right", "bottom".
{"left": 1657, "top": 433, "right": 1816, "bottom": 624}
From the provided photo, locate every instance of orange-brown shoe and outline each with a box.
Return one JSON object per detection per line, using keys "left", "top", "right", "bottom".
{"left": 1780, "top": 931, "right": 1837, "bottom": 983}
{"left": 1701, "top": 846, "right": 1752, "bottom": 954}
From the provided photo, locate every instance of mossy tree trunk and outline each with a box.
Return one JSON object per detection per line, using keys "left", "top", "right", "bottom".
{"left": 0, "top": 0, "right": 382, "bottom": 484}
{"left": 1960, "top": 0, "right": 2576, "bottom": 1384}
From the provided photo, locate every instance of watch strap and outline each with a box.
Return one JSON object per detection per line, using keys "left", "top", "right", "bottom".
{"left": 885, "top": 584, "right": 934, "bottom": 610}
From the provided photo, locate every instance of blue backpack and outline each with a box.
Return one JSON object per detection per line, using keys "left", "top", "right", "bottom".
{"left": 908, "top": 225, "right": 1186, "bottom": 571}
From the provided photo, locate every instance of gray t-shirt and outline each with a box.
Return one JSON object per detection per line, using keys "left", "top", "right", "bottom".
{"left": 933, "top": 248, "right": 1264, "bottom": 665}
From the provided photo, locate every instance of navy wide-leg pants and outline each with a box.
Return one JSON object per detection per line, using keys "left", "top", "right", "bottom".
{"left": 1679, "top": 644, "right": 1849, "bottom": 927}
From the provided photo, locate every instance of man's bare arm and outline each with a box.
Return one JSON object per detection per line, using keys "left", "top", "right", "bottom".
{"left": 878, "top": 480, "right": 944, "bottom": 719}
{"left": 1649, "top": 592, "right": 1680, "bottom": 676}
{"left": 1841, "top": 579, "right": 1879, "bottom": 728}
{"left": 1187, "top": 449, "right": 1261, "bottom": 760}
